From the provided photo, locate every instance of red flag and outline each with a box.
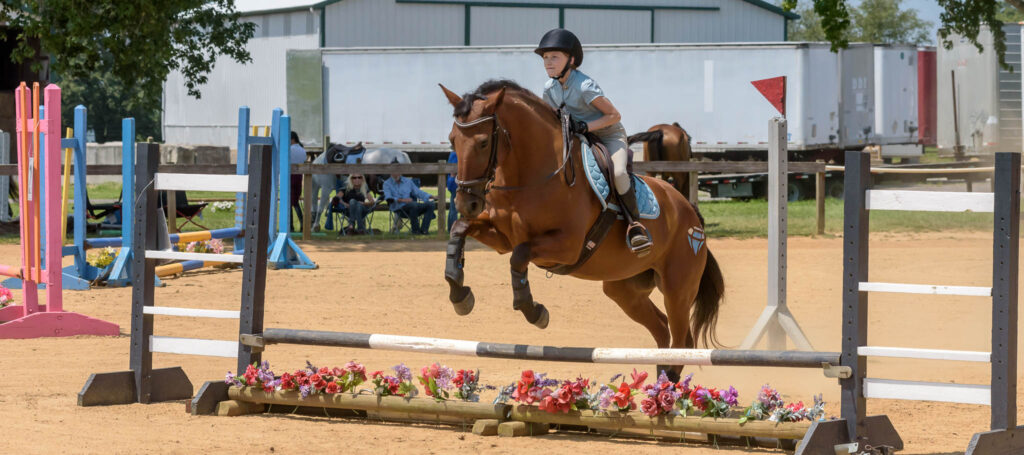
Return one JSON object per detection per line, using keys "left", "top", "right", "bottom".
{"left": 751, "top": 76, "right": 786, "bottom": 117}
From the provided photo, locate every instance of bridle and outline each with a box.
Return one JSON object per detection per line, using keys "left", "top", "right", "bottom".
{"left": 452, "top": 113, "right": 505, "bottom": 199}
{"left": 452, "top": 110, "right": 575, "bottom": 199}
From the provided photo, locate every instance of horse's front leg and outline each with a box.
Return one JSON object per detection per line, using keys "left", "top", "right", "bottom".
{"left": 510, "top": 243, "right": 549, "bottom": 329}
{"left": 445, "top": 217, "right": 511, "bottom": 315}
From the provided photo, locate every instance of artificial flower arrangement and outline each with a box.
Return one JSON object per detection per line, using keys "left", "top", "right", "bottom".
{"left": 210, "top": 201, "right": 235, "bottom": 213}
{"left": 0, "top": 285, "right": 13, "bottom": 308}
{"left": 225, "top": 362, "right": 824, "bottom": 423}
{"left": 86, "top": 246, "right": 116, "bottom": 268}
{"left": 181, "top": 238, "right": 225, "bottom": 255}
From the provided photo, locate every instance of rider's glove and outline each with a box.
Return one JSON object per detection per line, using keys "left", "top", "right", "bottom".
{"left": 569, "top": 115, "right": 588, "bottom": 134}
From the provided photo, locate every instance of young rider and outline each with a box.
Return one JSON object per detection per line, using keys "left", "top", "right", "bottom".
{"left": 535, "top": 28, "right": 652, "bottom": 256}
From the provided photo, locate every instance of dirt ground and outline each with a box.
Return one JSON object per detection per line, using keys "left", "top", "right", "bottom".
{"left": 0, "top": 231, "right": 1018, "bottom": 454}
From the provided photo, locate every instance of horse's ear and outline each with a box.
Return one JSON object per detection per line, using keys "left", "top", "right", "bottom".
{"left": 439, "top": 84, "right": 462, "bottom": 106}
{"left": 482, "top": 87, "right": 506, "bottom": 115}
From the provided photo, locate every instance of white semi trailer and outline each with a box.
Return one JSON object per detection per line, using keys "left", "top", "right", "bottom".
{"left": 288, "top": 42, "right": 919, "bottom": 161}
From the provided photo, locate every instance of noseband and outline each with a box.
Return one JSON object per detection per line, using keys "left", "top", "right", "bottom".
{"left": 453, "top": 114, "right": 505, "bottom": 199}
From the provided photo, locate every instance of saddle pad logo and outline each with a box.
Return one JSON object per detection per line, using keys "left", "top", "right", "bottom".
{"left": 687, "top": 226, "right": 705, "bottom": 255}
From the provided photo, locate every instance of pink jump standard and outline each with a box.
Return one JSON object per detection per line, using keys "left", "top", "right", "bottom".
{"left": 0, "top": 82, "right": 119, "bottom": 339}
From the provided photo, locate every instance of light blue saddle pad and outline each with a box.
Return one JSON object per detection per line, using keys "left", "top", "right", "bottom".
{"left": 581, "top": 140, "right": 660, "bottom": 219}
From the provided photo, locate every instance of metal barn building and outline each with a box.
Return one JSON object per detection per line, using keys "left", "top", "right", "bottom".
{"left": 162, "top": 0, "right": 796, "bottom": 147}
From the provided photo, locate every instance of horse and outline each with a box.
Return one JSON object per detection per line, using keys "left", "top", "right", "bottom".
{"left": 310, "top": 142, "right": 412, "bottom": 231}
{"left": 439, "top": 80, "right": 724, "bottom": 382}
{"left": 628, "top": 123, "right": 693, "bottom": 200}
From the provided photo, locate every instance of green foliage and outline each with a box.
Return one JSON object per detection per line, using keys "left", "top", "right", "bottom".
{"left": 0, "top": 1, "right": 255, "bottom": 99}
{"left": 58, "top": 71, "right": 161, "bottom": 143}
{"left": 814, "top": 0, "right": 853, "bottom": 51}
{"left": 787, "top": 0, "right": 931, "bottom": 45}
{"left": 789, "top": 4, "right": 828, "bottom": 41}
{"left": 997, "top": 2, "right": 1024, "bottom": 22}
{"left": 851, "top": 0, "right": 932, "bottom": 45}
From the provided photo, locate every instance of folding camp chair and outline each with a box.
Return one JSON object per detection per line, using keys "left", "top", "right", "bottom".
{"left": 159, "top": 191, "right": 209, "bottom": 231}
{"left": 332, "top": 195, "right": 386, "bottom": 236}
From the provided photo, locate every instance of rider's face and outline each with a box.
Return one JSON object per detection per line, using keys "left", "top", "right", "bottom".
{"left": 542, "top": 51, "right": 571, "bottom": 78}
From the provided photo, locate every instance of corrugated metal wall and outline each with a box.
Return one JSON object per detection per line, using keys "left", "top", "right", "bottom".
{"left": 565, "top": 9, "right": 651, "bottom": 44}
{"left": 470, "top": 7, "right": 558, "bottom": 46}
{"left": 655, "top": 2, "right": 784, "bottom": 42}
{"left": 163, "top": 11, "right": 319, "bottom": 147}
{"left": 324, "top": 0, "right": 463, "bottom": 46}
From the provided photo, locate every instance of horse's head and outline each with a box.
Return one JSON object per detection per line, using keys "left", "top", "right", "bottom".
{"left": 441, "top": 83, "right": 507, "bottom": 219}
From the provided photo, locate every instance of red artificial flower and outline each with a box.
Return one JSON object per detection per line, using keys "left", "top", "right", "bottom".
{"left": 640, "top": 397, "right": 659, "bottom": 416}
{"left": 280, "top": 373, "right": 295, "bottom": 390}
{"left": 346, "top": 361, "right": 366, "bottom": 379}
{"left": 332, "top": 367, "right": 344, "bottom": 377}
{"left": 370, "top": 371, "right": 383, "bottom": 379}
{"left": 613, "top": 382, "right": 635, "bottom": 410}
{"left": 326, "top": 382, "right": 340, "bottom": 394}
{"left": 629, "top": 369, "right": 648, "bottom": 389}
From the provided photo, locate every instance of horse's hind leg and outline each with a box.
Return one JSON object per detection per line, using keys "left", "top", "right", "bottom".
{"left": 656, "top": 253, "right": 705, "bottom": 383}
{"left": 602, "top": 270, "right": 669, "bottom": 353}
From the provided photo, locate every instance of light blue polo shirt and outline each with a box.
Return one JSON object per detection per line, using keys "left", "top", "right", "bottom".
{"left": 542, "top": 69, "right": 624, "bottom": 131}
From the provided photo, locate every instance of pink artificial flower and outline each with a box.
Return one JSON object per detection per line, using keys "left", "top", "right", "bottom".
{"left": 326, "top": 382, "right": 340, "bottom": 394}
{"left": 657, "top": 390, "right": 676, "bottom": 412}
{"left": 640, "top": 397, "right": 660, "bottom": 416}
{"left": 629, "top": 369, "right": 648, "bottom": 389}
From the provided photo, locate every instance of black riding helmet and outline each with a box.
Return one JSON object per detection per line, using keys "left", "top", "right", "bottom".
{"left": 535, "top": 29, "right": 583, "bottom": 80}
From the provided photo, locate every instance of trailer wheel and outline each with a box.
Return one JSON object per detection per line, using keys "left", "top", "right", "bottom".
{"left": 787, "top": 181, "right": 806, "bottom": 201}
{"left": 826, "top": 179, "right": 844, "bottom": 199}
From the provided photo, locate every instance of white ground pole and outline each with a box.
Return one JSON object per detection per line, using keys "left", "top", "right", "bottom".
{"left": 739, "top": 118, "right": 814, "bottom": 350}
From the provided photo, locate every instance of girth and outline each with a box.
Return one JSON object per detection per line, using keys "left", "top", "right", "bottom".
{"left": 541, "top": 137, "right": 621, "bottom": 276}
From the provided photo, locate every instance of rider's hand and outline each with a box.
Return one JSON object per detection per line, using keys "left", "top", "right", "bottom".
{"left": 570, "top": 115, "right": 588, "bottom": 134}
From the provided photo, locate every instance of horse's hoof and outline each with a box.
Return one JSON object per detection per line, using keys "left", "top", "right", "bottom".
{"left": 313, "top": 225, "right": 320, "bottom": 233}
{"left": 530, "top": 304, "right": 549, "bottom": 329}
{"left": 451, "top": 286, "right": 474, "bottom": 316}
{"left": 657, "top": 365, "right": 681, "bottom": 383}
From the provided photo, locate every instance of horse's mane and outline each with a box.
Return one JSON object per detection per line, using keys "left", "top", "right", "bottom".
{"left": 452, "top": 79, "right": 556, "bottom": 120}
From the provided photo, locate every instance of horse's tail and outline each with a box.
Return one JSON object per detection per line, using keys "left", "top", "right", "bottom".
{"left": 673, "top": 122, "right": 692, "bottom": 146}
{"left": 627, "top": 130, "right": 664, "bottom": 162}
{"left": 691, "top": 249, "right": 724, "bottom": 349}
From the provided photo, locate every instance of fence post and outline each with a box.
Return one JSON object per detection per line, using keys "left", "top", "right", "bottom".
{"left": 816, "top": 169, "right": 825, "bottom": 235}
{"left": 437, "top": 160, "right": 448, "bottom": 239}
{"left": 688, "top": 171, "right": 699, "bottom": 207}
{"left": 302, "top": 173, "right": 312, "bottom": 240}
{"left": 990, "top": 152, "right": 1020, "bottom": 431}
{"left": 166, "top": 190, "right": 178, "bottom": 234}
{"left": 0, "top": 130, "right": 8, "bottom": 222}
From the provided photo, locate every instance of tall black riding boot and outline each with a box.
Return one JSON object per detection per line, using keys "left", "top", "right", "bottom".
{"left": 619, "top": 181, "right": 653, "bottom": 257}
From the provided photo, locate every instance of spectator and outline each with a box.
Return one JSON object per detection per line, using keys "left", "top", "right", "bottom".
{"left": 336, "top": 174, "right": 375, "bottom": 234}
{"left": 289, "top": 131, "right": 307, "bottom": 232}
{"left": 383, "top": 172, "right": 436, "bottom": 235}
{"left": 446, "top": 151, "right": 459, "bottom": 231}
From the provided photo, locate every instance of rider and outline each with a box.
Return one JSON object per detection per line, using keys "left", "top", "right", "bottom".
{"left": 535, "top": 28, "right": 652, "bottom": 256}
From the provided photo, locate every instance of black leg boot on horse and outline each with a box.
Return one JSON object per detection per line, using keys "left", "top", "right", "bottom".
{"left": 511, "top": 243, "right": 549, "bottom": 329}
{"left": 618, "top": 181, "right": 653, "bottom": 257}
{"left": 445, "top": 225, "right": 474, "bottom": 315}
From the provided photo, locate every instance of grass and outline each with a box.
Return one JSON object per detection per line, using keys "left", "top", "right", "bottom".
{"left": 0, "top": 182, "right": 1003, "bottom": 245}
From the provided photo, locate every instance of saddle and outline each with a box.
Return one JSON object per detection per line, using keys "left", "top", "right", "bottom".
{"left": 541, "top": 131, "right": 646, "bottom": 275}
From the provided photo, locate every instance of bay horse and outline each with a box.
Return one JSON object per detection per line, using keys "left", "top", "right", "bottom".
{"left": 628, "top": 123, "right": 693, "bottom": 200}
{"left": 440, "top": 80, "right": 724, "bottom": 381}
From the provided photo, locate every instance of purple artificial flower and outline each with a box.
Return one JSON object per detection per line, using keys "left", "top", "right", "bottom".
{"left": 679, "top": 373, "right": 693, "bottom": 392}
{"left": 299, "top": 384, "right": 312, "bottom": 398}
{"left": 436, "top": 365, "right": 455, "bottom": 390}
{"left": 393, "top": 363, "right": 412, "bottom": 382}
{"left": 225, "top": 372, "right": 236, "bottom": 385}
{"left": 609, "top": 373, "right": 623, "bottom": 383}
{"left": 720, "top": 386, "right": 739, "bottom": 406}
{"left": 598, "top": 386, "right": 615, "bottom": 410}
{"left": 535, "top": 373, "right": 560, "bottom": 388}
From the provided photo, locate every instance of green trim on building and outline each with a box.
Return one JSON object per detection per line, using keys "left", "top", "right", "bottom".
{"left": 649, "top": 9, "right": 655, "bottom": 43}
{"left": 465, "top": 4, "right": 472, "bottom": 45}
{"left": 558, "top": 7, "right": 564, "bottom": 28}
{"left": 319, "top": 6, "right": 326, "bottom": 47}
{"left": 396, "top": 1, "right": 718, "bottom": 12}
{"left": 783, "top": 18, "right": 788, "bottom": 41}
{"left": 738, "top": 0, "right": 800, "bottom": 20}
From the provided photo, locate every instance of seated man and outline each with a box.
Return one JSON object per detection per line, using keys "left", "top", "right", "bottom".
{"left": 383, "top": 172, "right": 436, "bottom": 235}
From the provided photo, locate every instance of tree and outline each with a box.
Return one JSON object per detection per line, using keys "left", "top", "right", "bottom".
{"left": 786, "top": 0, "right": 931, "bottom": 45}
{"left": 0, "top": 1, "right": 255, "bottom": 141}
{"left": 783, "top": 1, "right": 1022, "bottom": 70}
{"left": 849, "top": 0, "right": 932, "bottom": 45}
{"left": 789, "top": 4, "right": 828, "bottom": 41}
